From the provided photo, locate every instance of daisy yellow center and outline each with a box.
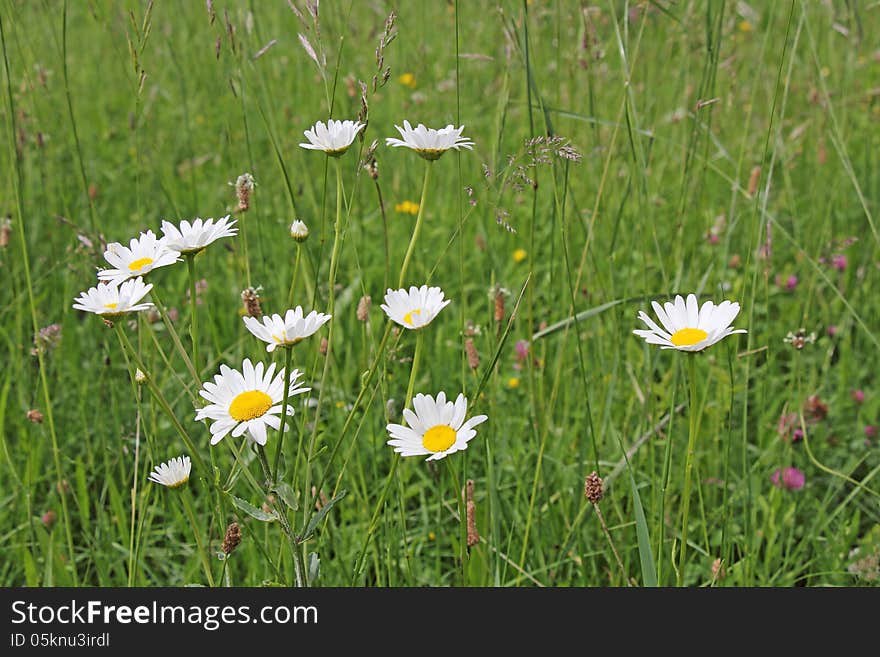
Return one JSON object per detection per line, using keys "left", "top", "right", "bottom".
{"left": 422, "top": 424, "right": 456, "bottom": 453}
{"left": 229, "top": 390, "right": 273, "bottom": 422}
{"left": 670, "top": 327, "right": 709, "bottom": 346}
{"left": 128, "top": 256, "right": 154, "bottom": 271}
{"left": 403, "top": 308, "right": 422, "bottom": 326}
{"left": 167, "top": 475, "right": 189, "bottom": 489}
{"left": 103, "top": 302, "right": 118, "bottom": 309}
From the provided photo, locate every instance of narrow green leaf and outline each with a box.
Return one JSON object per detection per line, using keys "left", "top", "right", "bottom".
{"left": 614, "top": 431, "right": 657, "bottom": 587}
{"left": 272, "top": 482, "right": 299, "bottom": 511}
{"left": 228, "top": 494, "right": 277, "bottom": 522}
{"left": 302, "top": 490, "right": 347, "bottom": 540}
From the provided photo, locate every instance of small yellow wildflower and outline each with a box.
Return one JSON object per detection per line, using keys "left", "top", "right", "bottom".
{"left": 738, "top": 20, "right": 752, "bottom": 33}
{"left": 508, "top": 377, "right": 520, "bottom": 389}
{"left": 398, "top": 72, "right": 416, "bottom": 89}
{"left": 395, "top": 200, "right": 420, "bottom": 216}
{"left": 335, "top": 400, "right": 345, "bottom": 409}
{"left": 513, "top": 248, "right": 527, "bottom": 263}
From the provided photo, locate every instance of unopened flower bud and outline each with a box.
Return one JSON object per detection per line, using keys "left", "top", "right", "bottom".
{"left": 135, "top": 369, "right": 147, "bottom": 384}
{"left": 290, "top": 219, "right": 309, "bottom": 242}
{"left": 41, "top": 510, "right": 57, "bottom": 529}
{"left": 26, "top": 409, "right": 44, "bottom": 424}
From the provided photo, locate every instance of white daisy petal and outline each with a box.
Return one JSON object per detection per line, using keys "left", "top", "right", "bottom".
{"left": 97, "top": 229, "right": 180, "bottom": 285}
{"left": 160, "top": 216, "right": 237, "bottom": 255}
{"left": 72, "top": 277, "right": 154, "bottom": 317}
{"left": 299, "top": 119, "right": 365, "bottom": 156}
{"left": 381, "top": 285, "right": 450, "bottom": 330}
{"left": 243, "top": 306, "right": 332, "bottom": 351}
{"left": 633, "top": 294, "right": 747, "bottom": 352}
{"left": 194, "top": 359, "right": 309, "bottom": 447}
{"left": 385, "top": 121, "right": 473, "bottom": 160}
{"left": 147, "top": 455, "right": 191, "bottom": 488}
{"left": 386, "top": 391, "right": 487, "bottom": 461}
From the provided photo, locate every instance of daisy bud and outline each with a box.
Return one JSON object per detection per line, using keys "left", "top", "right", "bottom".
{"left": 41, "top": 510, "right": 57, "bottom": 529}
{"left": 290, "top": 219, "right": 309, "bottom": 242}
{"left": 466, "top": 479, "right": 480, "bottom": 547}
{"left": 135, "top": 368, "right": 147, "bottom": 384}
{"left": 356, "top": 295, "right": 372, "bottom": 321}
{"left": 26, "top": 409, "right": 44, "bottom": 424}
{"left": 233, "top": 172, "right": 256, "bottom": 212}
{"left": 465, "top": 338, "right": 480, "bottom": 370}
{"left": 222, "top": 522, "right": 242, "bottom": 555}
{"left": 241, "top": 286, "right": 263, "bottom": 318}
{"left": 584, "top": 471, "right": 604, "bottom": 504}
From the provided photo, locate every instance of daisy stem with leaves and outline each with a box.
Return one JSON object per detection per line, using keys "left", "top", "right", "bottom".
{"left": 352, "top": 330, "right": 424, "bottom": 583}
{"left": 177, "top": 487, "right": 215, "bottom": 586}
{"left": 256, "top": 444, "right": 306, "bottom": 587}
{"left": 677, "top": 353, "right": 700, "bottom": 586}
{"left": 398, "top": 161, "right": 431, "bottom": 287}
{"left": 185, "top": 254, "right": 200, "bottom": 376}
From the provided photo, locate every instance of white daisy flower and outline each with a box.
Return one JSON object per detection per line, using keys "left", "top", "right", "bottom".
{"left": 380, "top": 285, "right": 451, "bottom": 330}
{"left": 299, "top": 119, "right": 365, "bottom": 156}
{"left": 97, "top": 229, "right": 180, "bottom": 285}
{"left": 242, "top": 307, "right": 332, "bottom": 352}
{"left": 386, "top": 392, "right": 488, "bottom": 461}
{"left": 72, "top": 277, "right": 154, "bottom": 316}
{"left": 160, "top": 216, "right": 238, "bottom": 255}
{"left": 385, "top": 120, "right": 474, "bottom": 160}
{"left": 633, "top": 293, "right": 747, "bottom": 352}
{"left": 195, "top": 358, "right": 310, "bottom": 446}
{"left": 147, "top": 455, "right": 191, "bottom": 488}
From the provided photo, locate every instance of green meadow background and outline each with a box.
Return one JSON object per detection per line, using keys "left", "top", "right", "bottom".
{"left": 2, "top": 0, "right": 879, "bottom": 586}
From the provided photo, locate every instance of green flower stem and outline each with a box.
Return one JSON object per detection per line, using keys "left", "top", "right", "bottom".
{"left": 300, "top": 324, "right": 395, "bottom": 524}
{"left": 114, "top": 322, "right": 207, "bottom": 476}
{"left": 149, "top": 286, "right": 199, "bottom": 388}
{"left": 351, "top": 330, "right": 424, "bottom": 584}
{"left": 447, "top": 458, "right": 467, "bottom": 586}
{"left": 302, "top": 157, "right": 345, "bottom": 566}
{"left": 178, "top": 487, "right": 215, "bottom": 587}
{"left": 257, "top": 445, "right": 306, "bottom": 587}
{"left": 185, "top": 254, "right": 200, "bottom": 377}
{"left": 398, "top": 160, "right": 432, "bottom": 288}
{"left": 678, "top": 353, "right": 700, "bottom": 586}
{"left": 286, "top": 244, "right": 303, "bottom": 308}
{"left": 271, "top": 346, "right": 294, "bottom": 483}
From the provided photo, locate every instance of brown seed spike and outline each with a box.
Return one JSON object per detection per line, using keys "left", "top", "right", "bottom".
{"left": 465, "top": 338, "right": 480, "bottom": 370}
{"left": 222, "top": 522, "right": 242, "bottom": 555}
{"left": 584, "top": 471, "right": 604, "bottom": 504}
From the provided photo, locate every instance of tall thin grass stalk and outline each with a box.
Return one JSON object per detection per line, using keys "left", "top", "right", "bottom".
{"left": 352, "top": 330, "right": 424, "bottom": 583}
{"left": 1, "top": 12, "right": 79, "bottom": 585}
{"left": 677, "top": 353, "right": 700, "bottom": 586}
{"left": 185, "top": 254, "right": 200, "bottom": 375}
{"left": 178, "top": 487, "right": 216, "bottom": 586}
{"left": 149, "top": 286, "right": 199, "bottom": 387}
